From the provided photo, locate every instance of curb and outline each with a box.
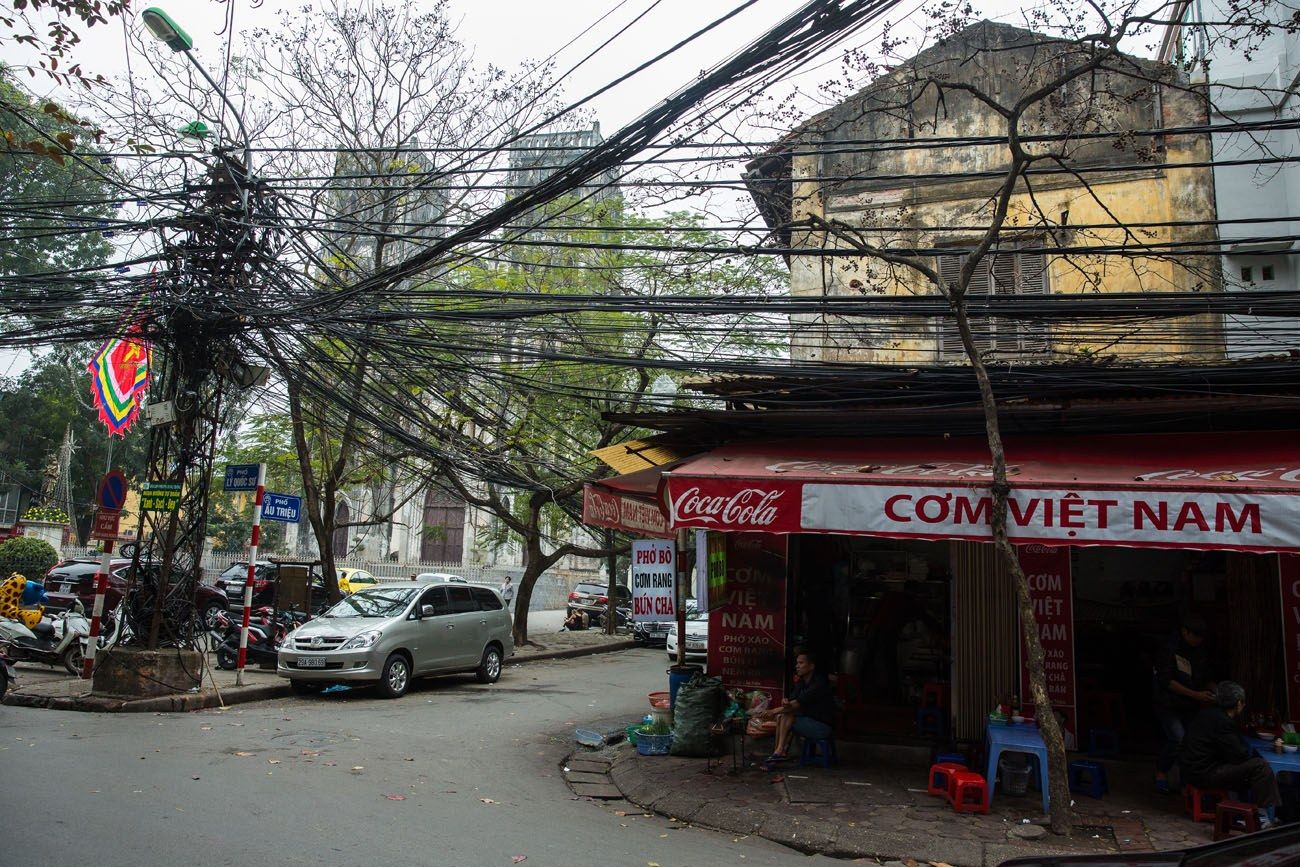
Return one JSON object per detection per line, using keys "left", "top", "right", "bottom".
{"left": 1, "top": 640, "right": 641, "bottom": 714}
{"left": 3, "top": 681, "right": 291, "bottom": 713}
{"left": 512, "top": 639, "right": 640, "bottom": 664}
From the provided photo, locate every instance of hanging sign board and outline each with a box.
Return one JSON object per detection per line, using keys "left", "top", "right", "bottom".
{"left": 1017, "top": 544, "right": 1078, "bottom": 745}
{"left": 1278, "top": 554, "right": 1300, "bottom": 724}
{"left": 708, "top": 533, "right": 788, "bottom": 705}
{"left": 261, "top": 493, "right": 301, "bottom": 524}
{"left": 140, "top": 481, "right": 181, "bottom": 512}
{"left": 631, "top": 538, "right": 675, "bottom": 622}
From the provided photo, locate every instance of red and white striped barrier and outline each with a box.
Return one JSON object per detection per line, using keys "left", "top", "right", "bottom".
{"left": 81, "top": 540, "right": 114, "bottom": 679}
{"left": 235, "top": 463, "right": 267, "bottom": 687}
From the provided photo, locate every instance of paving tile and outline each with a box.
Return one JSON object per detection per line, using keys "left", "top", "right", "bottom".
{"left": 565, "top": 770, "right": 611, "bottom": 785}
{"left": 567, "top": 758, "right": 612, "bottom": 774}
{"left": 569, "top": 781, "right": 623, "bottom": 799}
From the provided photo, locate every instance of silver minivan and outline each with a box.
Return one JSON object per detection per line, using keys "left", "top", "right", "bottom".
{"left": 276, "top": 580, "right": 514, "bottom": 698}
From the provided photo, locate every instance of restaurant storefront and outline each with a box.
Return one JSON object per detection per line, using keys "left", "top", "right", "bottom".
{"left": 587, "top": 429, "right": 1300, "bottom": 750}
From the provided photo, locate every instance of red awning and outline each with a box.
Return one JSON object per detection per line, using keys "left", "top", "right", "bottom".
{"left": 661, "top": 431, "right": 1300, "bottom": 552}
{"left": 583, "top": 465, "right": 674, "bottom": 538}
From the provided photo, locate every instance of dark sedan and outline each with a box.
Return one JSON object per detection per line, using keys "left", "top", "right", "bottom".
{"left": 44, "top": 558, "right": 226, "bottom": 628}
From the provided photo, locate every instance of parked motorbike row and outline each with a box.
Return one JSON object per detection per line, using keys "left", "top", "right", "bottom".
{"left": 0, "top": 593, "right": 313, "bottom": 696}
{"left": 212, "top": 606, "right": 313, "bottom": 670}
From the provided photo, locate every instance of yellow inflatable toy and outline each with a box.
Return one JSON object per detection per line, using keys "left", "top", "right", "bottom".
{"left": 0, "top": 573, "right": 45, "bottom": 629}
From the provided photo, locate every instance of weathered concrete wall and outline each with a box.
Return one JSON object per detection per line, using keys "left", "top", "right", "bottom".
{"left": 92, "top": 647, "right": 204, "bottom": 698}
{"left": 786, "top": 21, "right": 1222, "bottom": 364}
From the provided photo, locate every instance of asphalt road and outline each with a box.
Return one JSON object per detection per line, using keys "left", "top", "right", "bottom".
{"left": 0, "top": 647, "right": 823, "bottom": 867}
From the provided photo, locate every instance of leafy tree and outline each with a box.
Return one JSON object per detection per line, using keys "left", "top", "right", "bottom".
{"left": 0, "top": 534, "right": 58, "bottom": 578}
{"left": 207, "top": 414, "right": 300, "bottom": 555}
{"left": 410, "top": 201, "right": 787, "bottom": 644}
{"left": 0, "top": 348, "right": 148, "bottom": 535}
{"left": 1, "top": 69, "right": 113, "bottom": 283}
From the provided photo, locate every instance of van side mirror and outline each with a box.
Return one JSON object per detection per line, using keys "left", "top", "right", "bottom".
{"left": 421, "top": 604, "right": 436, "bottom": 618}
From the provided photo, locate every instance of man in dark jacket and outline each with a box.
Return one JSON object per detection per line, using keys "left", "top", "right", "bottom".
{"left": 1180, "top": 681, "right": 1280, "bottom": 827}
{"left": 1153, "top": 613, "right": 1215, "bottom": 792}
{"left": 759, "top": 651, "right": 836, "bottom": 770}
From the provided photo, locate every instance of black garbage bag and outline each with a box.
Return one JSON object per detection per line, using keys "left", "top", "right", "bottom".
{"left": 670, "top": 673, "right": 724, "bottom": 757}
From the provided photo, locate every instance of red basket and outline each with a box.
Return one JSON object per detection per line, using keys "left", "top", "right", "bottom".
{"left": 648, "top": 691, "right": 671, "bottom": 710}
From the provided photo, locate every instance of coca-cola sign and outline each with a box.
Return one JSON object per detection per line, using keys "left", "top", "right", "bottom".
{"left": 666, "top": 482, "right": 797, "bottom": 531}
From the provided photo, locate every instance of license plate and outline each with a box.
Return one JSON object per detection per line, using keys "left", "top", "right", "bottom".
{"left": 296, "top": 657, "right": 327, "bottom": 668}
{"left": 687, "top": 641, "right": 706, "bottom": 649}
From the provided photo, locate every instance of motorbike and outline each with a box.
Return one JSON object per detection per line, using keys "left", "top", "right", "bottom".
{"left": 0, "top": 602, "right": 91, "bottom": 676}
{"left": 214, "top": 607, "right": 308, "bottom": 670}
{"left": 592, "top": 604, "right": 633, "bottom": 632}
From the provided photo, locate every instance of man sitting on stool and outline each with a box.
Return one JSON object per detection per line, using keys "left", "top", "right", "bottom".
{"left": 758, "top": 651, "right": 836, "bottom": 771}
{"left": 1180, "top": 681, "right": 1281, "bottom": 828}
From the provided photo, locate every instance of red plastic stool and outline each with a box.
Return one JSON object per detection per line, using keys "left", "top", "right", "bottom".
{"left": 928, "top": 762, "right": 967, "bottom": 797}
{"left": 1184, "top": 784, "right": 1230, "bottom": 823}
{"left": 948, "top": 770, "right": 989, "bottom": 814}
{"left": 1213, "top": 800, "right": 1260, "bottom": 841}
{"left": 921, "top": 681, "right": 950, "bottom": 710}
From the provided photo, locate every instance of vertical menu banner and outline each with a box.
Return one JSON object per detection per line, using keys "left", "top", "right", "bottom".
{"left": 631, "top": 538, "right": 676, "bottom": 622}
{"left": 1018, "top": 544, "right": 1078, "bottom": 743}
{"left": 708, "top": 533, "right": 788, "bottom": 704}
{"left": 1278, "top": 553, "right": 1300, "bottom": 723}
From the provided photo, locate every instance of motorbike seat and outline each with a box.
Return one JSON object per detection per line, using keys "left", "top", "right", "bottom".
{"left": 31, "top": 622, "right": 56, "bottom": 639}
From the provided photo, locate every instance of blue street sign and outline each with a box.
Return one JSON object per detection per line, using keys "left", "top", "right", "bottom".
{"left": 223, "top": 464, "right": 260, "bottom": 492}
{"left": 261, "top": 493, "right": 301, "bottom": 524}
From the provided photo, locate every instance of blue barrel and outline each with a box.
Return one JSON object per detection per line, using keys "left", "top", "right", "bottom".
{"left": 668, "top": 665, "right": 703, "bottom": 708}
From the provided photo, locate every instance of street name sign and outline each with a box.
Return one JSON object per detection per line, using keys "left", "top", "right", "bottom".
{"left": 223, "top": 464, "right": 261, "bottom": 492}
{"left": 140, "top": 481, "right": 182, "bottom": 512}
{"left": 261, "top": 493, "right": 301, "bottom": 523}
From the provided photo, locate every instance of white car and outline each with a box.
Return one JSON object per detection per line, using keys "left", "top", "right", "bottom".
{"left": 665, "top": 607, "right": 708, "bottom": 664}
{"left": 413, "top": 572, "right": 468, "bottom": 584}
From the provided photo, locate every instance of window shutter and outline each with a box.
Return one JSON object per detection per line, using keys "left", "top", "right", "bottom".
{"left": 1015, "top": 252, "right": 1050, "bottom": 355}
{"left": 936, "top": 254, "right": 963, "bottom": 360}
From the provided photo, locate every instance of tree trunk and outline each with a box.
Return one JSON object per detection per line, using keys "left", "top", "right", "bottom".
{"left": 954, "top": 297, "right": 1072, "bottom": 835}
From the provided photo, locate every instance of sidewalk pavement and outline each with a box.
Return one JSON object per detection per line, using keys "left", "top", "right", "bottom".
{"left": 2, "top": 616, "right": 638, "bottom": 714}
{"left": 568, "top": 736, "right": 1215, "bottom": 867}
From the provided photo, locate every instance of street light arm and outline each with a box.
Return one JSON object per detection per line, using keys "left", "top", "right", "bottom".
{"left": 181, "top": 51, "right": 251, "bottom": 173}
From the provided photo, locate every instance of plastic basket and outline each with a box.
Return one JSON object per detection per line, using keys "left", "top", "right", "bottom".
{"left": 648, "top": 691, "right": 671, "bottom": 710}
{"left": 636, "top": 732, "right": 673, "bottom": 756}
{"left": 625, "top": 724, "right": 640, "bottom": 746}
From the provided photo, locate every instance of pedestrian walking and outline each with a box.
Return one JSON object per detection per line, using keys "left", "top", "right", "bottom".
{"left": 500, "top": 575, "right": 515, "bottom": 609}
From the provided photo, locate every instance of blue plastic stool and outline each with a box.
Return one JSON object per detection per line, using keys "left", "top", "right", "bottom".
{"left": 1068, "top": 759, "right": 1109, "bottom": 798}
{"left": 917, "top": 706, "right": 946, "bottom": 738}
{"left": 1088, "top": 728, "right": 1120, "bottom": 757}
{"left": 800, "top": 737, "right": 838, "bottom": 768}
{"left": 936, "top": 750, "right": 967, "bottom": 767}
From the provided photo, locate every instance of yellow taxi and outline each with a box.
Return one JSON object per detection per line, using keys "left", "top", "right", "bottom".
{"left": 337, "top": 568, "right": 379, "bottom": 595}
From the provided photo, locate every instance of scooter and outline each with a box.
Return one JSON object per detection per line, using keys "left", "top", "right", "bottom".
{"left": 0, "top": 603, "right": 91, "bottom": 676}
{"left": 214, "top": 608, "right": 305, "bottom": 670}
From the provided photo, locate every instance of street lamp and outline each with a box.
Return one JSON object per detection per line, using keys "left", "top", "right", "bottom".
{"left": 141, "top": 6, "right": 252, "bottom": 231}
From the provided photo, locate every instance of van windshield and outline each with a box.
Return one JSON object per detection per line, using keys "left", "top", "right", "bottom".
{"left": 323, "top": 587, "right": 417, "bottom": 618}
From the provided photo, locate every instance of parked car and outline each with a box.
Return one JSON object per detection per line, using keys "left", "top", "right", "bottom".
{"left": 43, "top": 558, "right": 128, "bottom": 612}
{"left": 215, "top": 561, "right": 276, "bottom": 608}
{"left": 567, "top": 581, "right": 632, "bottom": 619}
{"left": 338, "top": 568, "right": 379, "bottom": 595}
{"left": 277, "top": 580, "right": 514, "bottom": 698}
{"left": 44, "top": 558, "right": 225, "bottom": 628}
{"left": 997, "top": 822, "right": 1300, "bottom": 865}
{"left": 413, "top": 572, "right": 468, "bottom": 584}
{"left": 112, "top": 561, "right": 229, "bottom": 629}
{"left": 666, "top": 607, "right": 707, "bottom": 664}
{"left": 632, "top": 617, "right": 673, "bottom": 646}
{"left": 220, "top": 564, "right": 329, "bottom": 613}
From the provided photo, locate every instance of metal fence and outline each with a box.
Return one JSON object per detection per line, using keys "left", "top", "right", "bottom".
{"left": 58, "top": 547, "right": 585, "bottom": 611}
